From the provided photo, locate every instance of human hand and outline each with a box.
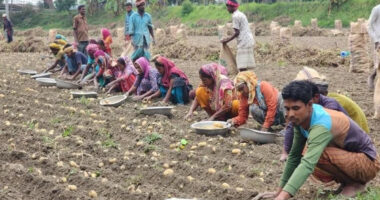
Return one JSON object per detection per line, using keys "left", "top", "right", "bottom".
{"left": 261, "top": 127, "right": 269, "bottom": 132}
{"left": 252, "top": 192, "right": 277, "bottom": 200}
{"left": 184, "top": 112, "right": 193, "bottom": 120}
{"left": 226, "top": 119, "right": 235, "bottom": 126}
{"left": 133, "top": 95, "right": 144, "bottom": 101}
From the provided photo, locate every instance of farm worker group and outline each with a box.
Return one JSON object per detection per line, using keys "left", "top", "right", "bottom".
{"left": 38, "top": 1, "right": 379, "bottom": 199}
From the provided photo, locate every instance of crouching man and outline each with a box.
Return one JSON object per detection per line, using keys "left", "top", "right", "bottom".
{"left": 269, "top": 81, "right": 379, "bottom": 199}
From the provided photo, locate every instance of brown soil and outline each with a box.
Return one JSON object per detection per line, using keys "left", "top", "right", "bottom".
{"left": 0, "top": 35, "right": 379, "bottom": 200}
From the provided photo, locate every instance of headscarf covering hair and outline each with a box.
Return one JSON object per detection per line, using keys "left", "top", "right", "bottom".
{"left": 234, "top": 71, "right": 258, "bottom": 104}
{"left": 200, "top": 63, "right": 234, "bottom": 110}
{"left": 226, "top": 0, "right": 239, "bottom": 8}
{"left": 136, "top": 0, "right": 145, "bottom": 6}
{"left": 135, "top": 57, "right": 152, "bottom": 79}
{"left": 54, "top": 39, "right": 67, "bottom": 46}
{"left": 101, "top": 28, "right": 111, "bottom": 39}
{"left": 86, "top": 44, "right": 99, "bottom": 55}
{"left": 154, "top": 55, "right": 189, "bottom": 87}
{"left": 63, "top": 46, "right": 74, "bottom": 54}
{"left": 89, "top": 39, "right": 98, "bottom": 44}
{"left": 94, "top": 50, "right": 106, "bottom": 58}
{"left": 49, "top": 43, "right": 61, "bottom": 50}
{"left": 55, "top": 34, "right": 67, "bottom": 41}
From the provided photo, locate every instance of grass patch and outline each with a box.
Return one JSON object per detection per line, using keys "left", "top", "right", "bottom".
{"left": 99, "top": 129, "right": 118, "bottom": 149}
{"left": 143, "top": 133, "right": 162, "bottom": 144}
{"left": 62, "top": 126, "right": 74, "bottom": 137}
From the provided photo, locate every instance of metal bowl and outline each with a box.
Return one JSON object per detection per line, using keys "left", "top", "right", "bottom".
{"left": 100, "top": 95, "right": 127, "bottom": 107}
{"left": 191, "top": 121, "right": 231, "bottom": 136}
{"left": 17, "top": 69, "right": 37, "bottom": 75}
{"left": 239, "top": 128, "right": 276, "bottom": 144}
{"left": 140, "top": 106, "right": 174, "bottom": 116}
{"left": 71, "top": 91, "right": 98, "bottom": 98}
{"left": 31, "top": 72, "right": 52, "bottom": 79}
{"left": 35, "top": 78, "right": 56, "bottom": 87}
{"left": 55, "top": 79, "right": 81, "bottom": 89}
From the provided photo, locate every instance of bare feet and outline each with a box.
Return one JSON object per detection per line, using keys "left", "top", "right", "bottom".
{"left": 280, "top": 153, "right": 288, "bottom": 162}
{"left": 340, "top": 183, "right": 366, "bottom": 197}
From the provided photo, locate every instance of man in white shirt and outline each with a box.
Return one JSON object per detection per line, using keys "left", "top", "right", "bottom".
{"left": 221, "top": 0, "right": 255, "bottom": 71}
{"left": 367, "top": 4, "right": 380, "bottom": 90}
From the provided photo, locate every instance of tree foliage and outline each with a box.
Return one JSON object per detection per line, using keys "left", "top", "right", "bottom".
{"left": 55, "top": 0, "right": 77, "bottom": 12}
{"left": 181, "top": 0, "right": 194, "bottom": 16}
{"left": 105, "top": 0, "right": 122, "bottom": 16}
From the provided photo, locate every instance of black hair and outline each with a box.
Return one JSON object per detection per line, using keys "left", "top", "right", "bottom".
{"left": 117, "top": 57, "right": 126, "bottom": 66}
{"left": 89, "top": 39, "right": 98, "bottom": 44}
{"left": 154, "top": 61, "right": 164, "bottom": 68}
{"left": 305, "top": 81, "right": 320, "bottom": 97}
{"left": 125, "top": 2, "right": 132, "bottom": 6}
{"left": 78, "top": 5, "right": 85, "bottom": 11}
{"left": 282, "top": 81, "right": 312, "bottom": 105}
{"left": 63, "top": 44, "right": 72, "bottom": 49}
{"left": 199, "top": 68, "right": 213, "bottom": 79}
{"left": 97, "top": 39, "right": 105, "bottom": 46}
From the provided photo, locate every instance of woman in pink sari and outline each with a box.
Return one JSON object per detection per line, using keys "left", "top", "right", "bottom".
{"left": 101, "top": 28, "right": 113, "bottom": 55}
{"left": 144, "top": 56, "right": 192, "bottom": 104}
{"left": 105, "top": 57, "right": 137, "bottom": 93}
{"left": 184, "top": 63, "right": 239, "bottom": 120}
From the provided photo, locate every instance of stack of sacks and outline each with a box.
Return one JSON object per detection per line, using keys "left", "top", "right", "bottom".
{"left": 169, "top": 25, "right": 178, "bottom": 37}
{"left": 349, "top": 20, "right": 370, "bottom": 73}
{"left": 280, "top": 27, "right": 292, "bottom": 45}
{"left": 311, "top": 18, "right": 318, "bottom": 29}
{"left": 155, "top": 28, "right": 166, "bottom": 39}
{"left": 270, "top": 21, "right": 281, "bottom": 44}
{"left": 331, "top": 20, "right": 344, "bottom": 36}
{"left": 48, "top": 29, "right": 57, "bottom": 43}
{"left": 175, "top": 28, "right": 187, "bottom": 40}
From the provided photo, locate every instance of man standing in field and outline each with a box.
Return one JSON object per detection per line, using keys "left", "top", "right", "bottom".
{"left": 73, "top": 5, "right": 89, "bottom": 55}
{"left": 221, "top": 0, "right": 255, "bottom": 71}
{"left": 128, "top": 0, "right": 155, "bottom": 61}
{"left": 124, "top": 2, "right": 135, "bottom": 42}
{"left": 259, "top": 81, "right": 379, "bottom": 200}
{"left": 3, "top": 14, "right": 13, "bottom": 43}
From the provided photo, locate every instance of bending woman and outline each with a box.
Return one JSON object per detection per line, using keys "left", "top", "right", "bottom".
{"left": 228, "top": 71, "right": 285, "bottom": 131}
{"left": 106, "top": 57, "right": 137, "bottom": 93}
{"left": 145, "top": 56, "right": 192, "bottom": 104}
{"left": 184, "top": 63, "right": 239, "bottom": 121}
{"left": 125, "top": 57, "right": 159, "bottom": 101}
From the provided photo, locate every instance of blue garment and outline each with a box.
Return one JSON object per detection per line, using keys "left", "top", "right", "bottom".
{"left": 160, "top": 85, "right": 186, "bottom": 104}
{"left": 65, "top": 51, "right": 88, "bottom": 73}
{"left": 299, "top": 104, "right": 332, "bottom": 138}
{"left": 125, "top": 10, "right": 136, "bottom": 36}
{"left": 128, "top": 12, "right": 153, "bottom": 47}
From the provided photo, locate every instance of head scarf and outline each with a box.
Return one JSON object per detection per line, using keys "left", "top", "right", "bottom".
{"left": 135, "top": 57, "right": 152, "bottom": 79}
{"left": 2, "top": 14, "right": 7, "bottom": 18}
{"left": 226, "top": 0, "right": 239, "bottom": 8}
{"left": 49, "top": 43, "right": 61, "bottom": 50}
{"left": 200, "top": 63, "right": 234, "bottom": 110}
{"left": 94, "top": 50, "right": 106, "bottom": 58}
{"left": 54, "top": 39, "right": 67, "bottom": 46}
{"left": 63, "top": 46, "right": 74, "bottom": 54}
{"left": 101, "top": 28, "right": 111, "bottom": 40}
{"left": 136, "top": 0, "right": 145, "bottom": 6}
{"left": 155, "top": 56, "right": 189, "bottom": 87}
{"left": 55, "top": 34, "right": 67, "bottom": 41}
{"left": 89, "top": 39, "right": 98, "bottom": 44}
{"left": 86, "top": 44, "right": 99, "bottom": 55}
{"left": 234, "top": 71, "right": 258, "bottom": 104}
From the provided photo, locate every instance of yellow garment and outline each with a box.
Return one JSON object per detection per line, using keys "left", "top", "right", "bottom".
{"left": 328, "top": 93, "right": 369, "bottom": 133}
{"left": 64, "top": 46, "right": 74, "bottom": 54}
{"left": 234, "top": 71, "right": 258, "bottom": 104}
{"left": 195, "top": 86, "right": 239, "bottom": 117}
{"left": 54, "top": 39, "right": 67, "bottom": 46}
{"left": 55, "top": 50, "right": 65, "bottom": 60}
{"left": 49, "top": 42, "right": 61, "bottom": 50}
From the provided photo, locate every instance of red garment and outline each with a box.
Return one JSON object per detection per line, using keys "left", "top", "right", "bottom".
{"left": 233, "top": 81, "right": 279, "bottom": 128}
{"left": 119, "top": 73, "right": 136, "bottom": 92}
{"left": 157, "top": 56, "right": 188, "bottom": 87}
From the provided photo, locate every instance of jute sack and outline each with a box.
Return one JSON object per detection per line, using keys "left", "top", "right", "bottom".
{"left": 219, "top": 43, "right": 238, "bottom": 75}
{"left": 48, "top": 29, "right": 57, "bottom": 43}
{"left": 311, "top": 18, "right": 318, "bottom": 29}
{"left": 335, "top": 20, "right": 342, "bottom": 30}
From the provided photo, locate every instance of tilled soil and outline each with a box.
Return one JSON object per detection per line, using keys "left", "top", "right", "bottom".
{"left": 0, "top": 35, "right": 380, "bottom": 200}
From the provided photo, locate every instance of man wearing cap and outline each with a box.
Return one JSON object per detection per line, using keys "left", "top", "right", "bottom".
{"left": 221, "top": 0, "right": 255, "bottom": 71}
{"left": 73, "top": 5, "right": 89, "bottom": 55}
{"left": 3, "top": 14, "right": 13, "bottom": 43}
{"left": 61, "top": 44, "right": 88, "bottom": 80}
{"left": 128, "top": 0, "right": 155, "bottom": 61}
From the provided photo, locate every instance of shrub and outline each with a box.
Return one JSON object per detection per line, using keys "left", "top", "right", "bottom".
{"left": 181, "top": 0, "right": 194, "bottom": 16}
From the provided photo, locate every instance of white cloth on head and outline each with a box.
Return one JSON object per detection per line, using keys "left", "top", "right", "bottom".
{"left": 232, "top": 10, "right": 254, "bottom": 49}
{"left": 368, "top": 4, "right": 380, "bottom": 43}
{"left": 2, "top": 14, "right": 6, "bottom": 18}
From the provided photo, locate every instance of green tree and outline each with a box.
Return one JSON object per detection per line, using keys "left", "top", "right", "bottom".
{"left": 181, "top": 0, "right": 194, "bottom": 16}
{"left": 105, "top": 0, "right": 122, "bottom": 16}
{"left": 55, "top": 0, "right": 76, "bottom": 12}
